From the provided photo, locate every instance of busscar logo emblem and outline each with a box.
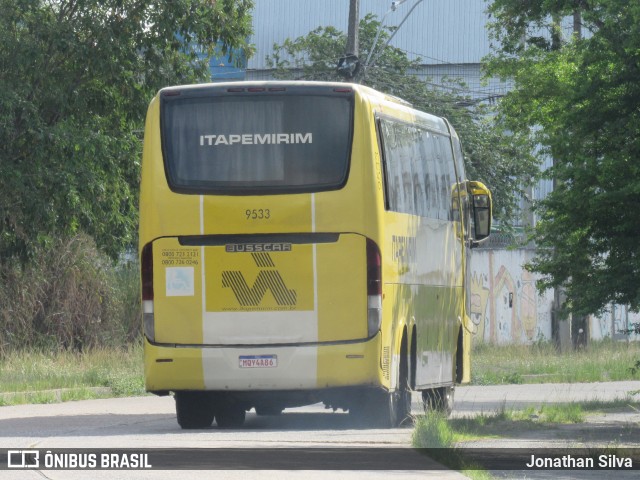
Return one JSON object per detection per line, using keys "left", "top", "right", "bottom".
{"left": 222, "top": 249, "right": 297, "bottom": 307}
{"left": 225, "top": 243, "right": 291, "bottom": 253}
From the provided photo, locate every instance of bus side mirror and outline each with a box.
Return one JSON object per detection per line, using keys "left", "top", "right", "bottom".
{"left": 468, "top": 181, "right": 492, "bottom": 247}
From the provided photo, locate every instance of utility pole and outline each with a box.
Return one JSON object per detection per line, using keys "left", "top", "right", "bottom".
{"left": 346, "top": 0, "right": 359, "bottom": 59}
{"left": 337, "top": 0, "right": 360, "bottom": 79}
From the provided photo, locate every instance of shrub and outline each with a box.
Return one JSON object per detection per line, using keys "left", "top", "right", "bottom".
{"left": 0, "top": 234, "right": 140, "bottom": 356}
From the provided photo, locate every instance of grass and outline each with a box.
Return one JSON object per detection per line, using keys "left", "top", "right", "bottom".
{"left": 0, "top": 343, "right": 145, "bottom": 406}
{"left": 412, "top": 400, "right": 640, "bottom": 477}
{"left": 447, "top": 403, "right": 588, "bottom": 442}
{"left": 418, "top": 340, "right": 640, "bottom": 478}
{"left": 412, "top": 403, "right": 591, "bottom": 450}
{"left": 412, "top": 411, "right": 493, "bottom": 480}
{"left": 1, "top": 337, "right": 638, "bottom": 408}
{"left": 472, "top": 339, "right": 640, "bottom": 385}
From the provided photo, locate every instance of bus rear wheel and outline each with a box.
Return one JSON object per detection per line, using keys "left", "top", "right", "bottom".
{"left": 175, "top": 392, "right": 215, "bottom": 429}
{"left": 389, "top": 381, "right": 412, "bottom": 427}
{"left": 389, "top": 334, "right": 413, "bottom": 427}
{"left": 215, "top": 402, "right": 246, "bottom": 429}
{"left": 351, "top": 341, "right": 412, "bottom": 427}
{"left": 350, "top": 387, "right": 411, "bottom": 428}
{"left": 255, "top": 405, "right": 284, "bottom": 416}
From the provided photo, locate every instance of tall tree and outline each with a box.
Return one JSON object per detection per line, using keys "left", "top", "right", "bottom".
{"left": 267, "top": 14, "right": 538, "bottom": 226}
{"left": 485, "top": 1, "right": 640, "bottom": 316}
{"left": 0, "top": 0, "right": 253, "bottom": 260}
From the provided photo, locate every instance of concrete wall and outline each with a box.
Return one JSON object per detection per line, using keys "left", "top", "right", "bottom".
{"left": 590, "top": 305, "right": 640, "bottom": 342}
{"left": 470, "top": 249, "right": 553, "bottom": 344}
{"left": 470, "top": 248, "right": 640, "bottom": 345}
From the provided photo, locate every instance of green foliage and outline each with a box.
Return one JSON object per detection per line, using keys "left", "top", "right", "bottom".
{"left": 446, "top": 404, "right": 586, "bottom": 442}
{"left": 106, "top": 370, "right": 145, "bottom": 397}
{"left": 537, "top": 404, "right": 584, "bottom": 424}
{"left": 412, "top": 411, "right": 455, "bottom": 448}
{"left": 0, "top": 0, "right": 254, "bottom": 260}
{"left": 0, "top": 233, "right": 140, "bottom": 353}
{"left": 267, "top": 14, "right": 538, "bottom": 225}
{"left": 412, "top": 412, "right": 491, "bottom": 479}
{"left": 485, "top": 1, "right": 640, "bottom": 316}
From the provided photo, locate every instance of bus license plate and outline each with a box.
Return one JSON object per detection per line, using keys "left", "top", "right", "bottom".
{"left": 239, "top": 355, "right": 278, "bottom": 368}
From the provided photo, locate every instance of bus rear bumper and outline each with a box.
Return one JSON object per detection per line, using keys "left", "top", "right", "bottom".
{"left": 144, "top": 335, "right": 382, "bottom": 393}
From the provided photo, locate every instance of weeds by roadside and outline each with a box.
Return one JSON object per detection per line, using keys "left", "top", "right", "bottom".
{"left": 0, "top": 234, "right": 140, "bottom": 356}
{"left": 412, "top": 412, "right": 493, "bottom": 479}
{"left": 446, "top": 403, "right": 588, "bottom": 443}
{"left": 413, "top": 400, "right": 640, "bottom": 477}
{"left": 472, "top": 340, "right": 640, "bottom": 385}
{"left": 0, "top": 343, "right": 145, "bottom": 406}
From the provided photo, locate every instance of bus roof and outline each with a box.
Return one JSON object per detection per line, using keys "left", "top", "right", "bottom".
{"left": 158, "top": 81, "right": 450, "bottom": 135}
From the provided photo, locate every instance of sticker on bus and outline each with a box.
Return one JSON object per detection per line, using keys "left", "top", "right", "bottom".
{"left": 165, "top": 267, "right": 195, "bottom": 297}
{"left": 239, "top": 355, "right": 278, "bottom": 368}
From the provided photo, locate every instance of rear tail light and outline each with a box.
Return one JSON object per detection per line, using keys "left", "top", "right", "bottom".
{"left": 141, "top": 243, "right": 155, "bottom": 341}
{"left": 366, "top": 239, "right": 382, "bottom": 337}
{"left": 141, "top": 243, "right": 154, "bottom": 300}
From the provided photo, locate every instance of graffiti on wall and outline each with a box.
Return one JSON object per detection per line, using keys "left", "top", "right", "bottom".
{"left": 470, "top": 250, "right": 551, "bottom": 344}
{"left": 470, "top": 249, "right": 638, "bottom": 344}
{"left": 590, "top": 305, "right": 640, "bottom": 341}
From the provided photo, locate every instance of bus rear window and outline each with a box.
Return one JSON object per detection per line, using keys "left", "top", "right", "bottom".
{"left": 161, "top": 93, "right": 353, "bottom": 194}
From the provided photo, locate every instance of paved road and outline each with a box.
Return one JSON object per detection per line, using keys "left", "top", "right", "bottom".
{"left": 0, "top": 381, "right": 638, "bottom": 480}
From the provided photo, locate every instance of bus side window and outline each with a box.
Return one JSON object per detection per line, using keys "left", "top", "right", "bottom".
{"left": 376, "top": 119, "right": 391, "bottom": 211}
{"left": 378, "top": 119, "right": 415, "bottom": 215}
{"left": 451, "top": 137, "right": 471, "bottom": 241}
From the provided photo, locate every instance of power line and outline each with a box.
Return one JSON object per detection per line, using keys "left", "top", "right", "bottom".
{"left": 360, "top": 74, "right": 485, "bottom": 107}
{"left": 361, "top": 0, "right": 424, "bottom": 80}
{"left": 392, "top": 46, "right": 458, "bottom": 66}
{"left": 365, "top": 61, "right": 510, "bottom": 98}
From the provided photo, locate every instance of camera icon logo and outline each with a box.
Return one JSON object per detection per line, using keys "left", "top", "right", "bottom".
{"left": 7, "top": 450, "right": 40, "bottom": 468}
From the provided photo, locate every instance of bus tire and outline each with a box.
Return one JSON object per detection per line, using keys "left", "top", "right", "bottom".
{"left": 351, "top": 344, "right": 412, "bottom": 428}
{"left": 215, "top": 403, "right": 246, "bottom": 429}
{"left": 359, "top": 386, "right": 410, "bottom": 427}
{"left": 389, "top": 342, "right": 412, "bottom": 427}
{"left": 389, "top": 388, "right": 411, "bottom": 427}
{"left": 175, "top": 392, "right": 215, "bottom": 429}
{"left": 255, "top": 405, "right": 284, "bottom": 416}
{"left": 349, "top": 390, "right": 388, "bottom": 427}
{"left": 422, "top": 386, "right": 454, "bottom": 417}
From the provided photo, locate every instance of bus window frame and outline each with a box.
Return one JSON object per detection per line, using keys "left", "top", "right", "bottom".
{"left": 159, "top": 88, "right": 356, "bottom": 196}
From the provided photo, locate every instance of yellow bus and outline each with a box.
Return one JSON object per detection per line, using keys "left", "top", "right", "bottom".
{"left": 139, "top": 81, "right": 491, "bottom": 429}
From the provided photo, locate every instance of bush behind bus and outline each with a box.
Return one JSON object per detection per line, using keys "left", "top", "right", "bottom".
{"left": 0, "top": 233, "right": 140, "bottom": 357}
